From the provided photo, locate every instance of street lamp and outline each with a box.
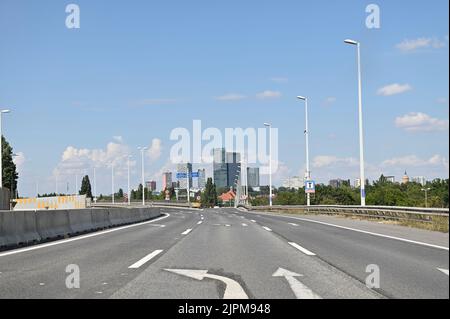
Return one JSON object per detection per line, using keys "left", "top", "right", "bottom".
{"left": 345, "top": 38, "right": 367, "bottom": 206}
{"left": 421, "top": 187, "right": 431, "bottom": 208}
{"left": 138, "top": 147, "right": 148, "bottom": 206}
{"left": 297, "top": 96, "right": 312, "bottom": 206}
{"left": 127, "top": 155, "right": 132, "bottom": 206}
{"left": 0, "top": 109, "right": 11, "bottom": 188}
{"left": 264, "top": 123, "right": 273, "bottom": 207}
{"left": 111, "top": 163, "right": 115, "bottom": 204}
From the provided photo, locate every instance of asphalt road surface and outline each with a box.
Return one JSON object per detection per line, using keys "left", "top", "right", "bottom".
{"left": 0, "top": 207, "right": 448, "bottom": 299}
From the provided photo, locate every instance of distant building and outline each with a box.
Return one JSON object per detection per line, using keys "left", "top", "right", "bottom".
{"left": 213, "top": 148, "right": 228, "bottom": 188}
{"left": 385, "top": 176, "right": 396, "bottom": 183}
{"left": 197, "top": 169, "right": 206, "bottom": 190}
{"left": 226, "top": 152, "right": 241, "bottom": 187}
{"left": 177, "top": 163, "right": 193, "bottom": 189}
{"left": 412, "top": 176, "right": 426, "bottom": 186}
{"left": 329, "top": 179, "right": 350, "bottom": 188}
{"left": 146, "top": 181, "right": 156, "bottom": 191}
{"left": 283, "top": 176, "right": 304, "bottom": 190}
{"left": 402, "top": 171, "right": 410, "bottom": 184}
{"left": 247, "top": 167, "right": 260, "bottom": 187}
{"left": 171, "top": 181, "right": 179, "bottom": 189}
{"left": 162, "top": 172, "right": 172, "bottom": 190}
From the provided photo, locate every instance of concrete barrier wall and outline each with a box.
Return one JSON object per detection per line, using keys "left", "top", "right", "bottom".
{"left": 0, "top": 206, "right": 164, "bottom": 248}
{"left": 0, "top": 188, "right": 10, "bottom": 210}
{"left": 12, "top": 195, "right": 88, "bottom": 211}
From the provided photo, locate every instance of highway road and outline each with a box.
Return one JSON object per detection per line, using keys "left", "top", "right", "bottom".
{"left": 0, "top": 207, "right": 448, "bottom": 299}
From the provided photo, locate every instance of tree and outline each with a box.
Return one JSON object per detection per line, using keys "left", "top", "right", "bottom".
{"left": 201, "top": 178, "right": 218, "bottom": 208}
{"left": 79, "top": 175, "right": 93, "bottom": 199}
{"left": 1, "top": 136, "right": 18, "bottom": 197}
{"left": 117, "top": 188, "right": 124, "bottom": 198}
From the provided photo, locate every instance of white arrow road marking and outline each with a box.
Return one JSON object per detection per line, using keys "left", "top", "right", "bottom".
{"left": 262, "top": 226, "right": 272, "bottom": 232}
{"left": 182, "top": 229, "right": 192, "bottom": 235}
{"left": 129, "top": 250, "right": 163, "bottom": 269}
{"left": 288, "top": 242, "right": 316, "bottom": 256}
{"left": 288, "top": 223, "right": 299, "bottom": 227}
{"left": 165, "top": 269, "right": 248, "bottom": 299}
{"left": 437, "top": 268, "right": 449, "bottom": 276}
{"left": 272, "top": 268, "right": 321, "bottom": 299}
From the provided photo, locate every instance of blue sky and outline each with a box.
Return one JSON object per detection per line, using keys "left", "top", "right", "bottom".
{"left": 0, "top": 0, "right": 448, "bottom": 197}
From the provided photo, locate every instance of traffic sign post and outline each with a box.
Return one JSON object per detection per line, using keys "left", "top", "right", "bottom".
{"left": 305, "top": 180, "right": 316, "bottom": 194}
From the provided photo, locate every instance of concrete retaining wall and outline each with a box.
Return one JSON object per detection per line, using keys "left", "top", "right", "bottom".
{"left": 0, "top": 206, "right": 163, "bottom": 248}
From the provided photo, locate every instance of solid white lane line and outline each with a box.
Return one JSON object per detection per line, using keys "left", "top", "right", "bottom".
{"left": 197, "top": 221, "right": 203, "bottom": 225}
{"left": 182, "top": 229, "right": 192, "bottom": 235}
{"left": 128, "top": 249, "right": 164, "bottom": 269}
{"left": 288, "top": 223, "right": 299, "bottom": 227}
{"left": 258, "top": 213, "right": 450, "bottom": 251}
{"left": 262, "top": 226, "right": 272, "bottom": 232}
{"left": 437, "top": 268, "right": 449, "bottom": 276}
{"left": 289, "top": 242, "right": 316, "bottom": 256}
{"left": 0, "top": 214, "right": 171, "bottom": 258}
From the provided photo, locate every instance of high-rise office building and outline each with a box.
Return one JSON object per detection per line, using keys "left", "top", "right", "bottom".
{"left": 162, "top": 172, "right": 172, "bottom": 190}
{"left": 197, "top": 169, "right": 206, "bottom": 190}
{"left": 146, "top": 181, "right": 156, "bottom": 191}
{"left": 213, "top": 148, "right": 228, "bottom": 188}
{"left": 177, "top": 163, "right": 193, "bottom": 189}
{"left": 247, "top": 167, "right": 260, "bottom": 187}
{"left": 226, "top": 152, "right": 241, "bottom": 188}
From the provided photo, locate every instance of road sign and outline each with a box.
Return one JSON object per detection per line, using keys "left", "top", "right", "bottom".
{"left": 177, "top": 172, "right": 199, "bottom": 178}
{"left": 305, "top": 180, "right": 316, "bottom": 194}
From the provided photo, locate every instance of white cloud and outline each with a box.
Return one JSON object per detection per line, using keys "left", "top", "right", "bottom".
{"left": 395, "top": 112, "right": 449, "bottom": 132}
{"left": 396, "top": 37, "right": 446, "bottom": 52}
{"left": 256, "top": 90, "right": 282, "bottom": 99}
{"left": 324, "top": 97, "right": 337, "bottom": 106}
{"left": 147, "top": 138, "right": 162, "bottom": 161}
{"left": 377, "top": 83, "right": 412, "bottom": 96}
{"left": 13, "top": 152, "right": 26, "bottom": 173}
{"left": 382, "top": 154, "right": 449, "bottom": 171}
{"left": 215, "top": 93, "right": 246, "bottom": 101}
{"left": 55, "top": 139, "right": 136, "bottom": 177}
{"left": 312, "top": 156, "right": 358, "bottom": 168}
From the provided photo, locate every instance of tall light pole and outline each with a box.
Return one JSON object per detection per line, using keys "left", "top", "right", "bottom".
{"left": 0, "top": 109, "right": 11, "bottom": 188}
{"left": 421, "top": 187, "right": 431, "bottom": 208}
{"left": 127, "top": 155, "right": 132, "bottom": 206}
{"left": 138, "top": 147, "right": 148, "bottom": 206}
{"left": 345, "top": 39, "right": 366, "bottom": 206}
{"left": 297, "top": 96, "right": 312, "bottom": 206}
{"left": 93, "top": 167, "right": 97, "bottom": 201}
{"left": 264, "top": 123, "right": 273, "bottom": 207}
{"left": 111, "top": 163, "right": 115, "bottom": 204}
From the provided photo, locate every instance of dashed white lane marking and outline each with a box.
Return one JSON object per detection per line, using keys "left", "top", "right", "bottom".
{"left": 128, "top": 250, "right": 164, "bottom": 269}
{"left": 182, "top": 229, "right": 193, "bottom": 235}
{"left": 251, "top": 220, "right": 256, "bottom": 223}
{"left": 258, "top": 213, "right": 449, "bottom": 251}
{"left": 288, "top": 223, "right": 299, "bottom": 227}
{"left": 437, "top": 268, "right": 449, "bottom": 276}
{"left": 39, "top": 283, "right": 45, "bottom": 286}
{"left": 262, "top": 226, "right": 272, "bottom": 232}
{"left": 0, "top": 214, "right": 171, "bottom": 258}
{"left": 225, "top": 224, "right": 231, "bottom": 227}
{"left": 197, "top": 221, "right": 203, "bottom": 225}
{"left": 242, "top": 223, "right": 248, "bottom": 227}
{"left": 288, "top": 242, "right": 316, "bottom": 256}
